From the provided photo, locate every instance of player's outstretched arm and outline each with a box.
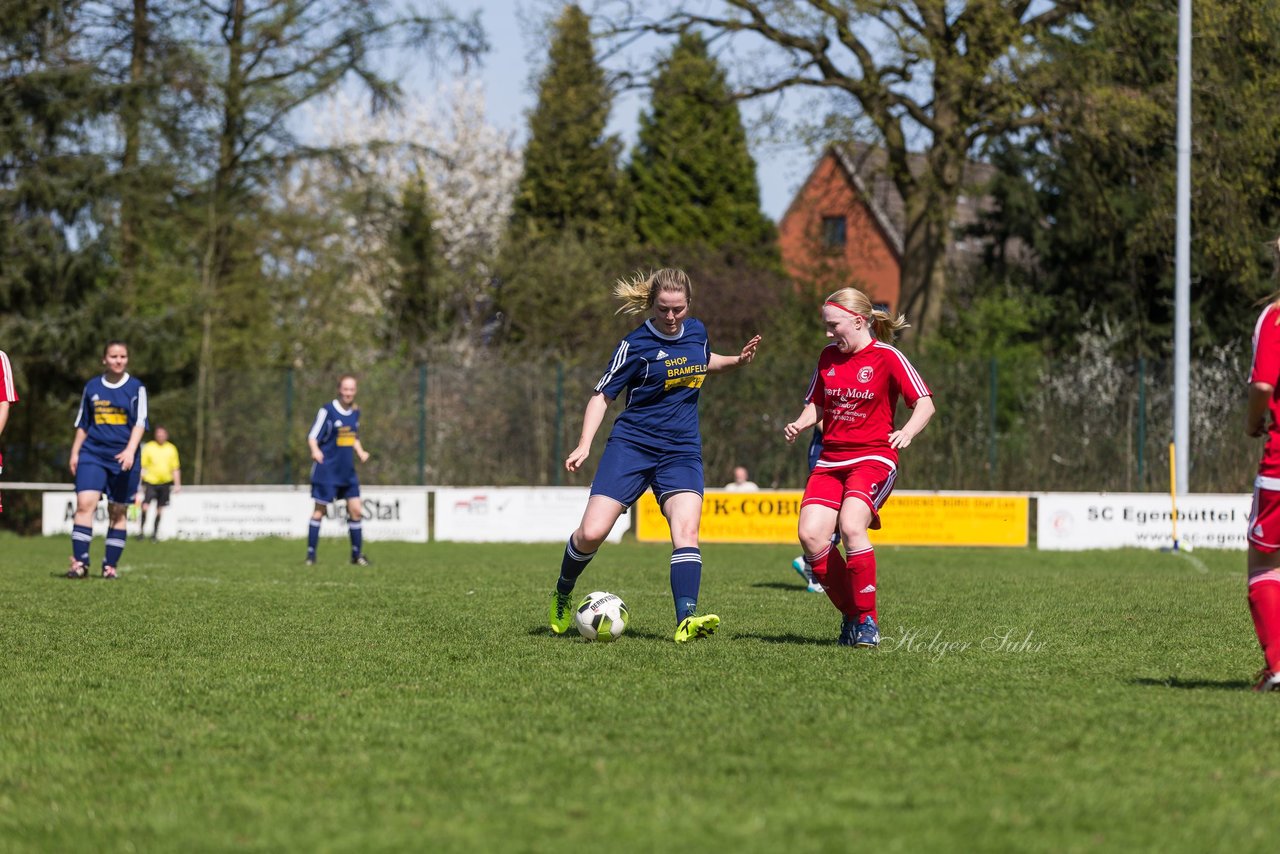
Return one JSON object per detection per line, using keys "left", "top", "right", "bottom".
{"left": 566, "top": 393, "right": 611, "bottom": 473}
{"left": 889, "top": 396, "right": 936, "bottom": 449}
{"left": 708, "top": 335, "right": 761, "bottom": 373}
{"left": 784, "top": 402, "right": 819, "bottom": 444}
{"left": 353, "top": 439, "right": 370, "bottom": 464}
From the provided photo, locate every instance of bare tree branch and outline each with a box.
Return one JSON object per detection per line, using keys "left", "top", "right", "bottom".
{"left": 588, "top": 0, "right": 1082, "bottom": 336}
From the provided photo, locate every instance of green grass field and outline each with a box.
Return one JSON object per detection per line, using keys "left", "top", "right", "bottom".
{"left": 0, "top": 534, "right": 1273, "bottom": 852}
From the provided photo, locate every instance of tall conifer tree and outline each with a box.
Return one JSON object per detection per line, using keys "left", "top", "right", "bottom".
{"left": 0, "top": 0, "right": 121, "bottom": 479}
{"left": 389, "top": 177, "right": 442, "bottom": 354}
{"left": 628, "top": 31, "right": 776, "bottom": 262}
{"left": 509, "top": 4, "right": 625, "bottom": 243}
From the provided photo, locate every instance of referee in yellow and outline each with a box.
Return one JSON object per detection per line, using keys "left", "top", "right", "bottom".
{"left": 137, "top": 425, "right": 181, "bottom": 541}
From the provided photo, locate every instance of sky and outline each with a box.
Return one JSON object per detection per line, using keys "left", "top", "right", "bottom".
{"left": 407, "top": 0, "right": 816, "bottom": 222}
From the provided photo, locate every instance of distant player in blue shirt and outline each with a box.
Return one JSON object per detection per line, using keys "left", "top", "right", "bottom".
{"left": 547, "top": 268, "right": 761, "bottom": 643}
{"left": 67, "top": 341, "right": 148, "bottom": 579}
{"left": 305, "top": 374, "right": 371, "bottom": 566}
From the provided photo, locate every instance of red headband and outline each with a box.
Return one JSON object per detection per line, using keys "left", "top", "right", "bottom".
{"left": 824, "top": 301, "right": 868, "bottom": 321}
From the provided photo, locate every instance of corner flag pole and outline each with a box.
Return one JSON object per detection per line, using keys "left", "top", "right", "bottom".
{"left": 1169, "top": 442, "right": 1180, "bottom": 551}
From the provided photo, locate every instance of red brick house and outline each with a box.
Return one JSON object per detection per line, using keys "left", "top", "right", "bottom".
{"left": 777, "top": 142, "right": 997, "bottom": 311}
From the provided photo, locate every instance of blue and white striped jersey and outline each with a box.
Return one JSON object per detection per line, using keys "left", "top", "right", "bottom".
{"left": 309, "top": 400, "right": 361, "bottom": 484}
{"left": 74, "top": 373, "right": 148, "bottom": 459}
{"left": 595, "top": 318, "right": 710, "bottom": 453}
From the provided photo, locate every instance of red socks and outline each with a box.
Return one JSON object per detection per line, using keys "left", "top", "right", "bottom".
{"left": 1248, "top": 570, "right": 1280, "bottom": 671}
{"left": 807, "top": 544, "right": 851, "bottom": 615}
{"left": 846, "top": 546, "right": 877, "bottom": 623}
{"left": 807, "top": 544, "right": 878, "bottom": 622}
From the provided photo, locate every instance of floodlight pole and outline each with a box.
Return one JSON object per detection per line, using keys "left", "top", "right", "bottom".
{"left": 1174, "top": 0, "right": 1192, "bottom": 495}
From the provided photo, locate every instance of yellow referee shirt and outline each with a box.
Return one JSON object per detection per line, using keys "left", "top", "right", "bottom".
{"left": 141, "top": 440, "right": 181, "bottom": 485}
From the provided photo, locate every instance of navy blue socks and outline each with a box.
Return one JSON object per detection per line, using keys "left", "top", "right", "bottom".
{"left": 104, "top": 528, "right": 127, "bottom": 568}
{"left": 348, "top": 520, "right": 363, "bottom": 560}
{"left": 670, "top": 547, "right": 702, "bottom": 622}
{"left": 71, "top": 524, "right": 92, "bottom": 567}
{"left": 556, "top": 535, "right": 597, "bottom": 595}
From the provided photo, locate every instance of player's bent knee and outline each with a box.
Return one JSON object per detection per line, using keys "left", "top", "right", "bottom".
{"left": 576, "top": 529, "right": 608, "bottom": 551}
{"left": 798, "top": 535, "right": 829, "bottom": 555}
{"left": 797, "top": 522, "right": 833, "bottom": 551}
{"left": 667, "top": 515, "right": 699, "bottom": 542}
{"left": 840, "top": 524, "right": 869, "bottom": 542}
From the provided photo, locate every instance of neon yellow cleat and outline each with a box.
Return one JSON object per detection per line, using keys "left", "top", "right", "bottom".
{"left": 549, "top": 590, "right": 574, "bottom": 635}
{"left": 674, "top": 613, "right": 720, "bottom": 643}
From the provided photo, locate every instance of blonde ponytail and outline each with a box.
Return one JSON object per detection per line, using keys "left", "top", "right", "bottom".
{"left": 614, "top": 268, "right": 693, "bottom": 315}
{"left": 825, "top": 287, "right": 909, "bottom": 343}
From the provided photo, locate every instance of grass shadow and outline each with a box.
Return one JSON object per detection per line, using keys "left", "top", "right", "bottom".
{"left": 523, "top": 625, "right": 672, "bottom": 643}
{"left": 1130, "top": 676, "right": 1254, "bottom": 692}
{"left": 750, "top": 581, "right": 811, "bottom": 592}
{"left": 734, "top": 632, "right": 834, "bottom": 647}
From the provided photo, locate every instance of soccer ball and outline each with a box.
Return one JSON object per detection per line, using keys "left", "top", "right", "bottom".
{"left": 575, "top": 591, "right": 629, "bottom": 642}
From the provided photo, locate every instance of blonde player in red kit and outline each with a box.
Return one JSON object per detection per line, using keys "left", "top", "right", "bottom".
{"left": 784, "top": 288, "right": 935, "bottom": 647}
{"left": 1244, "top": 252, "right": 1280, "bottom": 690}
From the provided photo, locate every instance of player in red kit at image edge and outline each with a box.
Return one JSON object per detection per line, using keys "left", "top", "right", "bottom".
{"left": 0, "top": 348, "right": 17, "bottom": 514}
{"left": 1243, "top": 236, "right": 1280, "bottom": 691}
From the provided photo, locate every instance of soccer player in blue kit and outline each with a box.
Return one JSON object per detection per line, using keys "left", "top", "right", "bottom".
{"left": 67, "top": 341, "right": 148, "bottom": 579}
{"left": 548, "top": 268, "right": 761, "bottom": 642}
{"left": 306, "top": 374, "right": 371, "bottom": 566}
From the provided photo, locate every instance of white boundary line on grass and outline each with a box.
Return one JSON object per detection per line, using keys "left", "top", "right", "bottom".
{"left": 1174, "top": 549, "right": 1211, "bottom": 574}
{"left": 124, "top": 571, "right": 362, "bottom": 588}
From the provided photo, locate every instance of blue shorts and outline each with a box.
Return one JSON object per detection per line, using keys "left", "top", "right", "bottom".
{"left": 75, "top": 452, "right": 142, "bottom": 505}
{"left": 312, "top": 479, "right": 360, "bottom": 504}
{"left": 591, "top": 437, "right": 703, "bottom": 507}
{"left": 807, "top": 429, "right": 824, "bottom": 471}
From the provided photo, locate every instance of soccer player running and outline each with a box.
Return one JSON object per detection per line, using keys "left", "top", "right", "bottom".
{"left": 306, "top": 374, "right": 371, "bottom": 566}
{"left": 0, "top": 348, "right": 17, "bottom": 514}
{"left": 67, "top": 341, "right": 148, "bottom": 579}
{"left": 784, "top": 288, "right": 935, "bottom": 647}
{"left": 136, "top": 426, "right": 181, "bottom": 541}
{"left": 1244, "top": 245, "right": 1280, "bottom": 690}
{"left": 548, "top": 268, "right": 761, "bottom": 643}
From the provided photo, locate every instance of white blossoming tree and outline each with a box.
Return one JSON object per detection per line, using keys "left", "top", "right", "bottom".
{"left": 285, "top": 80, "right": 522, "bottom": 354}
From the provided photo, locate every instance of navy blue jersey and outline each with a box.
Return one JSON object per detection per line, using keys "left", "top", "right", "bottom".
{"left": 309, "top": 400, "right": 361, "bottom": 483}
{"left": 74, "top": 373, "right": 148, "bottom": 460}
{"left": 595, "top": 317, "right": 710, "bottom": 453}
{"left": 807, "top": 427, "right": 824, "bottom": 471}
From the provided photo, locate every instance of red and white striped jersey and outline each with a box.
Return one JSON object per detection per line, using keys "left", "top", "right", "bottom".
{"left": 0, "top": 350, "right": 16, "bottom": 404}
{"left": 1251, "top": 303, "right": 1280, "bottom": 479}
{"left": 804, "top": 341, "right": 931, "bottom": 468}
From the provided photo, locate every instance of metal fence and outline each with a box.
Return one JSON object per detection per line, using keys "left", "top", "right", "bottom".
{"left": 1, "top": 345, "right": 1260, "bottom": 498}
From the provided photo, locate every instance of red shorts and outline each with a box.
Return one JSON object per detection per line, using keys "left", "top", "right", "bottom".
{"left": 801, "top": 458, "right": 897, "bottom": 529}
{"left": 1249, "top": 485, "right": 1280, "bottom": 552}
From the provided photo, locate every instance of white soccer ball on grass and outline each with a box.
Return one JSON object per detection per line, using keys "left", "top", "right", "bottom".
{"left": 574, "top": 591, "right": 629, "bottom": 642}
